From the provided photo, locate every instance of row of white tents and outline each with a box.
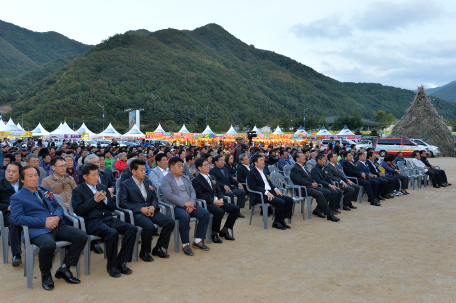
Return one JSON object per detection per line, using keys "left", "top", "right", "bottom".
{"left": 0, "top": 117, "right": 355, "bottom": 139}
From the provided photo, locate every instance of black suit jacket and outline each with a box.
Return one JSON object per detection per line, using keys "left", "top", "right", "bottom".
{"left": 0, "top": 170, "right": 5, "bottom": 181}
{"left": 102, "top": 168, "right": 116, "bottom": 189}
{"left": 118, "top": 177, "right": 158, "bottom": 214}
{"left": 236, "top": 162, "right": 249, "bottom": 184}
{"left": 191, "top": 174, "right": 224, "bottom": 205}
{"left": 342, "top": 160, "right": 363, "bottom": 178}
{"left": 325, "top": 162, "right": 348, "bottom": 183}
{"left": 310, "top": 163, "right": 334, "bottom": 187}
{"left": 246, "top": 167, "right": 277, "bottom": 205}
{"left": 290, "top": 163, "right": 314, "bottom": 188}
{"left": 120, "top": 168, "right": 133, "bottom": 183}
{"left": 209, "top": 166, "right": 239, "bottom": 189}
{"left": 0, "top": 178, "right": 23, "bottom": 216}
{"left": 71, "top": 182, "right": 117, "bottom": 234}
{"left": 366, "top": 160, "right": 381, "bottom": 177}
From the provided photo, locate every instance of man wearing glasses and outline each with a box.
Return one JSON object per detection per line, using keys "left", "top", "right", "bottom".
{"left": 41, "top": 156, "right": 77, "bottom": 210}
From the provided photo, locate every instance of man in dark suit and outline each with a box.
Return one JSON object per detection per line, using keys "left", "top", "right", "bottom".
{"left": 210, "top": 155, "right": 246, "bottom": 214}
{"left": 277, "top": 150, "right": 292, "bottom": 171}
{"left": 290, "top": 153, "right": 339, "bottom": 221}
{"left": 0, "top": 162, "right": 23, "bottom": 266}
{"left": 236, "top": 153, "right": 250, "bottom": 184}
{"left": 118, "top": 159, "right": 175, "bottom": 261}
{"left": 192, "top": 158, "right": 239, "bottom": 243}
{"left": 310, "top": 153, "right": 344, "bottom": 215}
{"left": 325, "top": 152, "right": 360, "bottom": 210}
{"left": 366, "top": 151, "right": 395, "bottom": 198}
{"left": 11, "top": 166, "right": 87, "bottom": 291}
{"left": 356, "top": 152, "right": 387, "bottom": 202}
{"left": 341, "top": 151, "right": 381, "bottom": 206}
{"left": 247, "top": 154, "right": 294, "bottom": 230}
{"left": 72, "top": 163, "right": 137, "bottom": 278}
{"left": 98, "top": 153, "right": 117, "bottom": 186}
{"left": 419, "top": 150, "right": 450, "bottom": 186}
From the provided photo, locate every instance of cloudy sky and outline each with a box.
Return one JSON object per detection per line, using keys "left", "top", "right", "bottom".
{"left": 2, "top": 0, "right": 454, "bottom": 89}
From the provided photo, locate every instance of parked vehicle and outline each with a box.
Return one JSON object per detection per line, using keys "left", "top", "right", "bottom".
{"left": 374, "top": 137, "right": 428, "bottom": 157}
{"left": 355, "top": 140, "right": 373, "bottom": 150}
{"left": 410, "top": 138, "right": 440, "bottom": 157}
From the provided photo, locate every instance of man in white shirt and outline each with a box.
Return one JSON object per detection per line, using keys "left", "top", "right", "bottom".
{"left": 412, "top": 151, "right": 443, "bottom": 188}
{"left": 246, "top": 154, "right": 294, "bottom": 230}
{"left": 150, "top": 153, "right": 169, "bottom": 190}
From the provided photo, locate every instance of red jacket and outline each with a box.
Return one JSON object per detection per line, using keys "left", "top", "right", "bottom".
{"left": 115, "top": 160, "right": 128, "bottom": 173}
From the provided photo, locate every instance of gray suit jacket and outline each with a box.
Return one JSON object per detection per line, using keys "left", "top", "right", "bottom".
{"left": 38, "top": 167, "right": 49, "bottom": 185}
{"left": 150, "top": 166, "right": 166, "bottom": 191}
{"left": 325, "top": 162, "right": 348, "bottom": 183}
{"left": 183, "top": 163, "right": 195, "bottom": 180}
{"left": 160, "top": 173, "right": 196, "bottom": 208}
{"left": 306, "top": 159, "right": 317, "bottom": 171}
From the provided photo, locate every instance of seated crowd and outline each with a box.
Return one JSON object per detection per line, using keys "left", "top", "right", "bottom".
{"left": 0, "top": 136, "right": 450, "bottom": 290}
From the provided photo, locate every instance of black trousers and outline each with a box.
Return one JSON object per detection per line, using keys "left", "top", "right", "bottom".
{"left": 370, "top": 178, "right": 386, "bottom": 195}
{"left": 347, "top": 184, "right": 361, "bottom": 203}
{"left": 431, "top": 169, "right": 447, "bottom": 184}
{"left": 134, "top": 211, "right": 175, "bottom": 253}
{"left": 306, "top": 187, "right": 331, "bottom": 215}
{"left": 31, "top": 224, "right": 87, "bottom": 275}
{"left": 223, "top": 188, "right": 246, "bottom": 208}
{"left": 207, "top": 202, "right": 240, "bottom": 232}
{"left": 4, "top": 213, "right": 22, "bottom": 255}
{"left": 379, "top": 177, "right": 395, "bottom": 194}
{"left": 323, "top": 187, "right": 343, "bottom": 210}
{"left": 397, "top": 174, "right": 408, "bottom": 190}
{"left": 91, "top": 217, "right": 136, "bottom": 267}
{"left": 356, "top": 178, "right": 376, "bottom": 201}
{"left": 339, "top": 184, "right": 355, "bottom": 206}
{"left": 426, "top": 169, "right": 443, "bottom": 185}
{"left": 364, "top": 178, "right": 380, "bottom": 197}
{"left": 268, "top": 192, "right": 293, "bottom": 223}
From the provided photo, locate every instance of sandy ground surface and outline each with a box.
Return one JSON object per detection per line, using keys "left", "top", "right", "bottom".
{"left": 1, "top": 157, "right": 456, "bottom": 302}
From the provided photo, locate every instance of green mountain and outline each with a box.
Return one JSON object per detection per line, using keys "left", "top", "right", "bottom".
{"left": 0, "top": 20, "right": 92, "bottom": 78}
{"left": 2, "top": 23, "right": 456, "bottom": 134}
{"left": 428, "top": 81, "right": 456, "bottom": 102}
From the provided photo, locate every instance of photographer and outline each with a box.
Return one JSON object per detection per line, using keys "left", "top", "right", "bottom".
{"left": 231, "top": 137, "right": 248, "bottom": 164}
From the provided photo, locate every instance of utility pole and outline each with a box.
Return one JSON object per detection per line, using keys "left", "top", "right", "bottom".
{"left": 98, "top": 104, "right": 105, "bottom": 132}
{"left": 303, "top": 108, "right": 309, "bottom": 129}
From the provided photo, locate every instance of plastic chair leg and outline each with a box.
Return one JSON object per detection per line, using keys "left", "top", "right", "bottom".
{"left": 307, "top": 197, "right": 312, "bottom": 219}
{"left": 174, "top": 221, "right": 180, "bottom": 253}
{"left": 133, "top": 227, "right": 141, "bottom": 262}
{"left": 2, "top": 227, "right": 8, "bottom": 264}
{"left": 84, "top": 241, "right": 90, "bottom": 275}
{"left": 26, "top": 248, "right": 34, "bottom": 289}
{"left": 262, "top": 206, "right": 268, "bottom": 229}
{"left": 207, "top": 215, "right": 213, "bottom": 244}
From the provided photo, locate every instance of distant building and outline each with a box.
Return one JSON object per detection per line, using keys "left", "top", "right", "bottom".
{"left": 324, "top": 116, "right": 380, "bottom": 130}
{"left": 259, "top": 126, "right": 272, "bottom": 133}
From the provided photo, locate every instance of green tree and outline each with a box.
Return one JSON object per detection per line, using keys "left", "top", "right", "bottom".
{"left": 374, "top": 110, "right": 395, "bottom": 129}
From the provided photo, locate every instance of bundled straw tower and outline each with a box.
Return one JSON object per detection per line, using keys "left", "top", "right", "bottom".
{"left": 391, "top": 85, "right": 454, "bottom": 156}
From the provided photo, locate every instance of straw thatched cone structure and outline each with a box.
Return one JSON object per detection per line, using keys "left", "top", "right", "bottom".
{"left": 391, "top": 85, "right": 455, "bottom": 156}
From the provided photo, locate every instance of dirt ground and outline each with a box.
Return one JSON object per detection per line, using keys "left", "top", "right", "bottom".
{"left": 1, "top": 157, "right": 456, "bottom": 302}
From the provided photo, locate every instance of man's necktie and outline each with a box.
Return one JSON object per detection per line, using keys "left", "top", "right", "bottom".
{"left": 35, "top": 191, "right": 49, "bottom": 209}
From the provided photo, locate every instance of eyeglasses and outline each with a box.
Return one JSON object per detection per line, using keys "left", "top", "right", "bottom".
{"left": 54, "top": 165, "right": 67, "bottom": 169}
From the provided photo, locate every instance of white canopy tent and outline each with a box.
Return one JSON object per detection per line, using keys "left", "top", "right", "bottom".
{"left": 225, "top": 125, "right": 237, "bottom": 136}
{"left": 153, "top": 123, "right": 165, "bottom": 133}
{"left": 121, "top": 124, "right": 146, "bottom": 139}
{"left": 0, "top": 118, "right": 26, "bottom": 136}
{"left": 95, "top": 123, "right": 122, "bottom": 139}
{"left": 16, "top": 123, "right": 23, "bottom": 130}
{"left": 294, "top": 126, "right": 307, "bottom": 137}
{"left": 337, "top": 125, "right": 355, "bottom": 137}
{"left": 272, "top": 126, "right": 285, "bottom": 135}
{"left": 315, "top": 126, "right": 333, "bottom": 139}
{"left": 251, "top": 125, "right": 262, "bottom": 134}
{"left": 178, "top": 124, "right": 190, "bottom": 133}
{"left": 201, "top": 125, "right": 216, "bottom": 138}
{"left": 50, "top": 122, "right": 63, "bottom": 134}
{"left": 31, "top": 123, "right": 50, "bottom": 137}
{"left": 75, "top": 123, "right": 96, "bottom": 139}
{"left": 49, "top": 122, "right": 81, "bottom": 139}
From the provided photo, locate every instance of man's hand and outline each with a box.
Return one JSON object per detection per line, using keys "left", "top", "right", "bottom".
{"left": 94, "top": 191, "right": 105, "bottom": 202}
{"left": 369, "top": 174, "right": 374, "bottom": 178}
{"left": 7, "top": 206, "right": 10, "bottom": 211}
{"left": 65, "top": 203, "right": 69, "bottom": 210}
{"left": 396, "top": 169, "right": 401, "bottom": 174}
{"left": 184, "top": 201, "right": 195, "bottom": 213}
{"left": 347, "top": 180, "right": 354, "bottom": 185}
{"left": 45, "top": 216, "right": 60, "bottom": 230}
{"left": 141, "top": 207, "right": 151, "bottom": 216}
{"left": 149, "top": 206, "right": 155, "bottom": 216}
{"left": 275, "top": 188, "right": 283, "bottom": 196}
{"left": 238, "top": 183, "right": 243, "bottom": 190}
{"left": 224, "top": 185, "right": 231, "bottom": 193}
{"left": 191, "top": 169, "right": 197, "bottom": 175}
{"left": 214, "top": 199, "right": 224, "bottom": 207}
{"left": 431, "top": 165, "right": 435, "bottom": 169}
{"left": 312, "top": 183, "right": 318, "bottom": 188}
{"left": 361, "top": 172, "right": 366, "bottom": 179}
{"left": 379, "top": 173, "right": 383, "bottom": 177}
{"left": 108, "top": 188, "right": 114, "bottom": 198}
{"left": 424, "top": 166, "right": 429, "bottom": 169}
{"left": 341, "top": 181, "right": 348, "bottom": 188}
{"left": 266, "top": 191, "right": 274, "bottom": 201}
{"left": 329, "top": 184, "right": 337, "bottom": 190}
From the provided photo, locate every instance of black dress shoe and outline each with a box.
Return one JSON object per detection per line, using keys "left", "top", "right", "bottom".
{"left": 183, "top": 245, "right": 194, "bottom": 256}
{"left": 238, "top": 213, "right": 245, "bottom": 218}
{"left": 312, "top": 209, "right": 326, "bottom": 218}
{"left": 153, "top": 230, "right": 160, "bottom": 236}
{"left": 91, "top": 243, "right": 104, "bottom": 254}
{"left": 193, "top": 241, "right": 210, "bottom": 251}
{"left": 211, "top": 234, "right": 223, "bottom": 243}
{"left": 342, "top": 206, "right": 351, "bottom": 211}
{"left": 348, "top": 204, "right": 357, "bottom": 209}
{"left": 139, "top": 251, "right": 154, "bottom": 262}
{"left": 11, "top": 254, "right": 22, "bottom": 266}
{"left": 440, "top": 184, "right": 447, "bottom": 187}
{"left": 377, "top": 196, "right": 385, "bottom": 201}
{"left": 219, "top": 230, "right": 235, "bottom": 241}
{"left": 272, "top": 222, "right": 287, "bottom": 230}
{"left": 107, "top": 265, "right": 122, "bottom": 278}
{"left": 327, "top": 213, "right": 340, "bottom": 222}
{"left": 117, "top": 262, "right": 133, "bottom": 275}
{"left": 152, "top": 247, "right": 169, "bottom": 258}
{"left": 281, "top": 221, "right": 291, "bottom": 229}
{"left": 370, "top": 201, "right": 381, "bottom": 206}
{"left": 55, "top": 267, "right": 80, "bottom": 284}
{"left": 433, "top": 185, "right": 440, "bottom": 188}
{"left": 42, "top": 273, "right": 54, "bottom": 291}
